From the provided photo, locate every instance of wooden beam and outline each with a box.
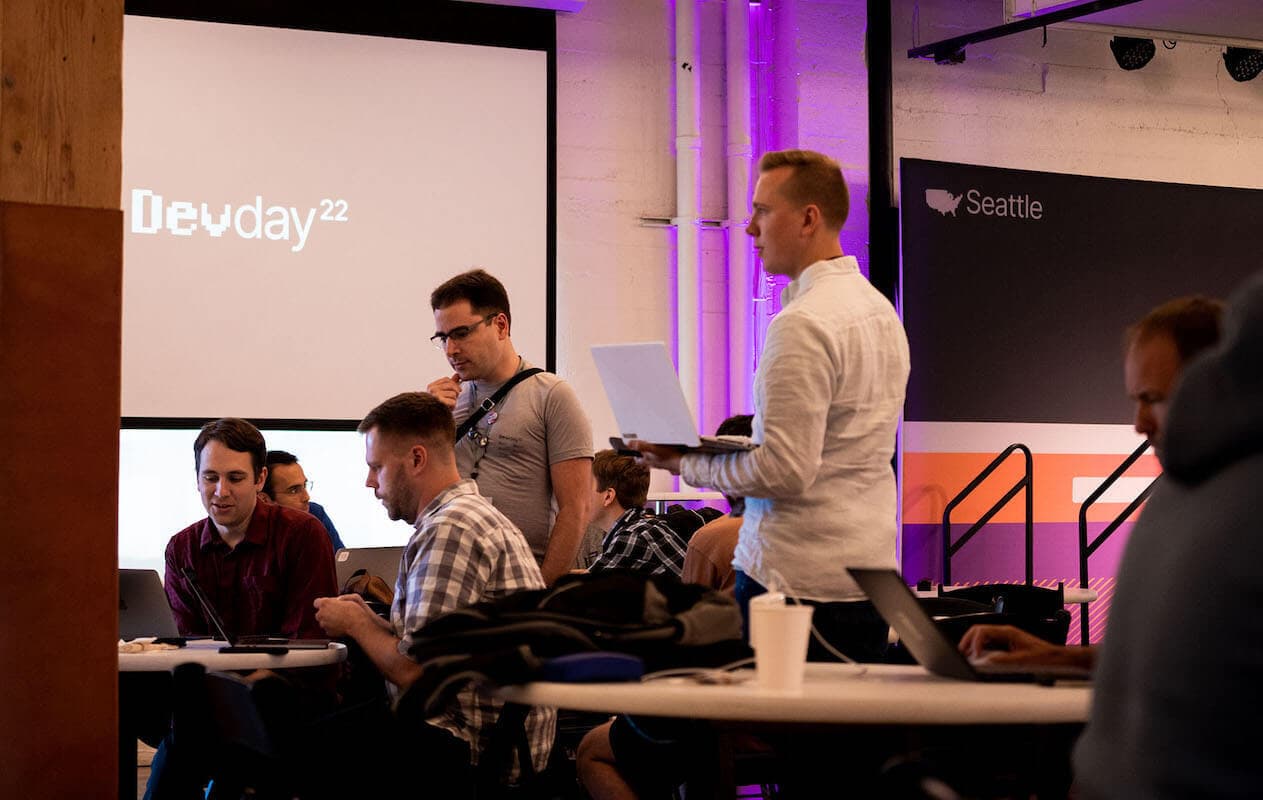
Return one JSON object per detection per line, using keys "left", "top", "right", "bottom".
{"left": 0, "top": 0, "right": 123, "bottom": 208}
{"left": 0, "top": 2, "right": 123, "bottom": 797}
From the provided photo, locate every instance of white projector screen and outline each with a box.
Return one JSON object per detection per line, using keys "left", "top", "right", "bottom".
{"left": 119, "top": 7, "right": 555, "bottom": 571}
{"left": 121, "top": 14, "right": 549, "bottom": 420}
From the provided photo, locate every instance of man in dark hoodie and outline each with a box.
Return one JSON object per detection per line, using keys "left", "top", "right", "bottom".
{"left": 960, "top": 294, "right": 1224, "bottom": 672}
{"left": 967, "top": 275, "right": 1263, "bottom": 797}
{"left": 1071, "top": 273, "right": 1263, "bottom": 798}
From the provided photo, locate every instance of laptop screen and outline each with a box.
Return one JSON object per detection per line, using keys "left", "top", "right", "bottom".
{"left": 591, "top": 342, "right": 701, "bottom": 446}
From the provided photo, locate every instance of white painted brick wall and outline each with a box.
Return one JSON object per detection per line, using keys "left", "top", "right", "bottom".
{"left": 892, "top": 0, "right": 1263, "bottom": 190}
{"left": 555, "top": 0, "right": 1262, "bottom": 468}
{"left": 557, "top": 0, "right": 735, "bottom": 464}
{"left": 556, "top": 1, "right": 676, "bottom": 459}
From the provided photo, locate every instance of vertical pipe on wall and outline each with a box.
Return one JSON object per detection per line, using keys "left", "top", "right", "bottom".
{"left": 866, "top": 0, "right": 902, "bottom": 565}
{"left": 726, "top": 0, "right": 753, "bottom": 417}
{"left": 748, "top": 1, "right": 774, "bottom": 363}
{"left": 675, "top": 0, "right": 702, "bottom": 414}
{"left": 866, "top": 0, "right": 898, "bottom": 304}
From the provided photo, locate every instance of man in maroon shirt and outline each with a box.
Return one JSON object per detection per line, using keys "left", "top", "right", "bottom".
{"left": 145, "top": 418, "right": 336, "bottom": 800}
{"left": 163, "top": 418, "right": 336, "bottom": 638}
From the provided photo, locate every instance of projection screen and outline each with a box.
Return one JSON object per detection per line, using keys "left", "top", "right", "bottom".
{"left": 120, "top": 6, "right": 554, "bottom": 569}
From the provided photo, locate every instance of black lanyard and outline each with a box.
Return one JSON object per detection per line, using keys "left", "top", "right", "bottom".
{"left": 455, "top": 367, "right": 544, "bottom": 441}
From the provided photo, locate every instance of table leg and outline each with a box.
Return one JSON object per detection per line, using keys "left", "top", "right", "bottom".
{"left": 681, "top": 724, "right": 736, "bottom": 800}
{"left": 119, "top": 725, "right": 136, "bottom": 800}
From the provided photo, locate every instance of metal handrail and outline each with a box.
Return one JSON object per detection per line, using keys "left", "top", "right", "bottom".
{"left": 941, "top": 443, "right": 1033, "bottom": 586}
{"left": 1077, "top": 440, "right": 1156, "bottom": 644}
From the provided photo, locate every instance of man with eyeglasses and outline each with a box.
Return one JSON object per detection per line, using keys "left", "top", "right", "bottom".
{"left": 426, "top": 269, "right": 593, "bottom": 585}
{"left": 147, "top": 419, "right": 337, "bottom": 799}
{"left": 263, "top": 449, "right": 346, "bottom": 552}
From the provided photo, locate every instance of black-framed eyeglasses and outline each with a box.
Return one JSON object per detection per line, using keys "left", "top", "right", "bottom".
{"left": 430, "top": 314, "right": 498, "bottom": 350}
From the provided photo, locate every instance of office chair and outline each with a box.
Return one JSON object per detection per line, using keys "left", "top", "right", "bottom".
{"left": 939, "top": 582, "right": 1065, "bottom": 620}
{"left": 169, "top": 663, "right": 303, "bottom": 800}
{"left": 939, "top": 583, "right": 1070, "bottom": 645}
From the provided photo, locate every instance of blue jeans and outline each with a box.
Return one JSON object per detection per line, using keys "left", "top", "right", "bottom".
{"left": 734, "top": 571, "right": 889, "bottom": 663}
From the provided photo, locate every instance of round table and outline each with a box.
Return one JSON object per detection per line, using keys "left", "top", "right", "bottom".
{"left": 119, "top": 640, "right": 347, "bottom": 671}
{"left": 118, "top": 641, "right": 346, "bottom": 798}
{"left": 498, "top": 662, "right": 1090, "bottom": 725}
{"left": 500, "top": 662, "right": 1090, "bottom": 797}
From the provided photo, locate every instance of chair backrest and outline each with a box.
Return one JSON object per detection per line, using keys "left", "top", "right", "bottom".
{"left": 917, "top": 596, "right": 993, "bottom": 619}
{"left": 658, "top": 505, "right": 723, "bottom": 544}
{"left": 170, "top": 663, "right": 213, "bottom": 754}
{"left": 203, "top": 671, "right": 276, "bottom": 759}
{"left": 936, "top": 583, "right": 1071, "bottom": 646}
{"left": 887, "top": 589, "right": 1072, "bottom": 664}
{"left": 940, "top": 582, "right": 1066, "bottom": 619}
{"left": 170, "top": 663, "right": 290, "bottom": 797}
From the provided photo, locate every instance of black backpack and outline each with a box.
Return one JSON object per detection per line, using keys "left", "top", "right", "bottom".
{"left": 394, "top": 571, "right": 749, "bottom": 795}
{"left": 398, "top": 570, "right": 749, "bottom": 719}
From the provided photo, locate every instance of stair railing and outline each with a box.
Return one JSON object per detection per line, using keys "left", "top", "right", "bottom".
{"left": 941, "top": 443, "right": 1033, "bottom": 586}
{"left": 1077, "top": 440, "right": 1156, "bottom": 644}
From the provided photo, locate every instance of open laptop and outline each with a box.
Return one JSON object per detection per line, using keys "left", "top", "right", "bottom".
{"left": 591, "top": 342, "right": 756, "bottom": 454}
{"left": 119, "top": 568, "right": 180, "bottom": 640}
{"left": 334, "top": 546, "right": 404, "bottom": 592}
{"left": 180, "top": 567, "right": 330, "bottom": 653}
{"left": 848, "top": 568, "right": 1092, "bottom": 684}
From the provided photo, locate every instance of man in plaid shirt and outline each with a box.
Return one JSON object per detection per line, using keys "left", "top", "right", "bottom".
{"left": 315, "top": 391, "right": 553, "bottom": 794}
{"left": 586, "top": 449, "right": 687, "bottom": 577}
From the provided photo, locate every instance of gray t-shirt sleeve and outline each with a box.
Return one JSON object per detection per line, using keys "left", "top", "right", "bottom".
{"left": 541, "top": 377, "right": 594, "bottom": 464}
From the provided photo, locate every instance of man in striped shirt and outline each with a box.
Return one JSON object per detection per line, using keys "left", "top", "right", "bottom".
{"left": 585, "top": 449, "right": 687, "bottom": 577}
{"left": 314, "top": 391, "right": 553, "bottom": 795}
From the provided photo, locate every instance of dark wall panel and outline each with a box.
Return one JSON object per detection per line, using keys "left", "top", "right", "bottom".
{"left": 902, "top": 158, "right": 1260, "bottom": 424}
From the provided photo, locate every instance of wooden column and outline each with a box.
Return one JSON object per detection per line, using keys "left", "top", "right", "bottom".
{"left": 0, "top": 2, "right": 123, "bottom": 797}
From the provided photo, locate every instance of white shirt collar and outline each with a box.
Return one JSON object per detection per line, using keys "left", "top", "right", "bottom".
{"left": 782, "top": 255, "right": 857, "bottom": 305}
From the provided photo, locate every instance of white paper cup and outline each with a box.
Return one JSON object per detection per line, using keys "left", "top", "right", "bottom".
{"left": 749, "top": 601, "right": 814, "bottom": 693}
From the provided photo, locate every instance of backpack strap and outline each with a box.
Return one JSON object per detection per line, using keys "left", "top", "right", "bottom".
{"left": 455, "top": 367, "right": 544, "bottom": 441}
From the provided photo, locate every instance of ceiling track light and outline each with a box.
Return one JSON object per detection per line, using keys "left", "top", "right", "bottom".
{"left": 1223, "top": 47, "right": 1263, "bottom": 82}
{"left": 1109, "top": 36, "right": 1156, "bottom": 70}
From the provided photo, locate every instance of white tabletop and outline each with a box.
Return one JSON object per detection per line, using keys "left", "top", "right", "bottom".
{"left": 118, "top": 640, "right": 347, "bottom": 672}
{"left": 498, "top": 662, "right": 1091, "bottom": 725}
{"left": 915, "top": 586, "right": 1099, "bottom": 604}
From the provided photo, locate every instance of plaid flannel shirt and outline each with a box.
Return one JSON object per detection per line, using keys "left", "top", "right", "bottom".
{"left": 588, "top": 507, "right": 687, "bottom": 577}
{"left": 390, "top": 479, "right": 555, "bottom": 775}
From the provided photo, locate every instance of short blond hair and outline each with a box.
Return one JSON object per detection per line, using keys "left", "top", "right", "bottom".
{"left": 759, "top": 149, "right": 850, "bottom": 230}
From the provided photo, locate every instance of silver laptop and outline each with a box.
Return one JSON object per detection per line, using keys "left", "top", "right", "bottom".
{"left": 335, "top": 546, "right": 404, "bottom": 592}
{"left": 591, "top": 342, "right": 756, "bottom": 454}
{"left": 119, "top": 568, "right": 180, "bottom": 640}
{"left": 848, "top": 568, "right": 1092, "bottom": 684}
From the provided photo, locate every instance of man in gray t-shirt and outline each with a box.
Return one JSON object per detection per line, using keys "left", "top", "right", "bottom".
{"left": 426, "top": 269, "right": 593, "bottom": 585}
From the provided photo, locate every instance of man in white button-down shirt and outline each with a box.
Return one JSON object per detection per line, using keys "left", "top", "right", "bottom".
{"left": 634, "top": 149, "right": 910, "bottom": 664}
